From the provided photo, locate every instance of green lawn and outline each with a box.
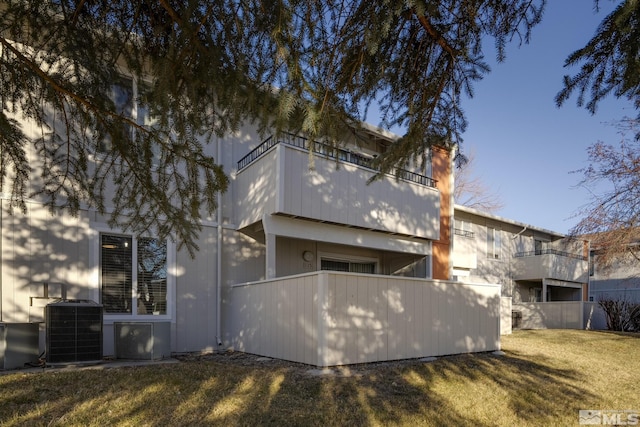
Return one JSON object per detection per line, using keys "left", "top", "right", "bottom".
{"left": 1, "top": 330, "right": 639, "bottom": 426}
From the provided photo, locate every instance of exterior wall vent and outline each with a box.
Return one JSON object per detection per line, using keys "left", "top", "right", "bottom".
{"left": 0, "top": 323, "right": 40, "bottom": 370}
{"left": 45, "top": 300, "right": 103, "bottom": 363}
{"left": 114, "top": 322, "right": 171, "bottom": 360}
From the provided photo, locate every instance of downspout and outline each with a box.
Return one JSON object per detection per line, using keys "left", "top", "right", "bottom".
{"left": 510, "top": 226, "right": 527, "bottom": 298}
{"left": 448, "top": 144, "right": 456, "bottom": 280}
{"left": 585, "top": 239, "right": 591, "bottom": 302}
{"left": 216, "top": 137, "right": 223, "bottom": 347}
{"left": 0, "top": 198, "right": 2, "bottom": 322}
{"left": 513, "top": 226, "right": 527, "bottom": 239}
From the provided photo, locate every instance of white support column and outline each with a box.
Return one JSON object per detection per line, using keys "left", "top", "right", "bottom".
{"left": 262, "top": 214, "right": 277, "bottom": 279}
{"left": 542, "top": 279, "right": 548, "bottom": 302}
{"left": 265, "top": 232, "right": 276, "bottom": 279}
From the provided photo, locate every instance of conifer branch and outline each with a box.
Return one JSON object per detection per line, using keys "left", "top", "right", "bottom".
{"left": 70, "top": 0, "right": 88, "bottom": 26}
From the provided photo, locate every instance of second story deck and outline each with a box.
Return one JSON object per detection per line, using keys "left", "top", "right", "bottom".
{"left": 512, "top": 249, "right": 589, "bottom": 283}
{"left": 235, "top": 134, "right": 441, "bottom": 239}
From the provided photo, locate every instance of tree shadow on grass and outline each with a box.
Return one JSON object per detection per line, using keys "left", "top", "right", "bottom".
{"left": 293, "top": 351, "right": 593, "bottom": 426}
{"left": 0, "top": 349, "right": 595, "bottom": 427}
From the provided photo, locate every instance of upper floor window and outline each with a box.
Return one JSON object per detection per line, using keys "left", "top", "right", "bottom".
{"left": 487, "top": 227, "right": 501, "bottom": 259}
{"left": 98, "top": 77, "right": 158, "bottom": 156}
{"left": 454, "top": 219, "right": 474, "bottom": 238}
{"left": 101, "top": 233, "right": 167, "bottom": 315}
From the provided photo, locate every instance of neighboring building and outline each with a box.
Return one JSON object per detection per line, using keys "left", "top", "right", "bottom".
{"left": 452, "top": 205, "right": 590, "bottom": 302}
{"left": 589, "top": 239, "right": 640, "bottom": 304}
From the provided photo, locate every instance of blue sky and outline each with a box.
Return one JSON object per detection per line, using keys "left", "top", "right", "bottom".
{"left": 462, "top": 0, "right": 635, "bottom": 234}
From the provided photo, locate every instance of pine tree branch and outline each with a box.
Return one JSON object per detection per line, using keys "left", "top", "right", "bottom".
{"left": 158, "top": 0, "right": 184, "bottom": 28}
{"left": 412, "top": 10, "right": 457, "bottom": 135}
{"left": 0, "top": 36, "right": 115, "bottom": 125}
{"left": 414, "top": 11, "right": 459, "bottom": 59}
{"left": 70, "top": 0, "right": 88, "bottom": 26}
{"left": 0, "top": 35, "right": 176, "bottom": 152}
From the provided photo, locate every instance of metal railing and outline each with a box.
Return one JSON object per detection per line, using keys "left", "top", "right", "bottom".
{"left": 237, "top": 133, "right": 437, "bottom": 188}
{"left": 514, "top": 249, "right": 587, "bottom": 261}
{"left": 454, "top": 228, "right": 475, "bottom": 238}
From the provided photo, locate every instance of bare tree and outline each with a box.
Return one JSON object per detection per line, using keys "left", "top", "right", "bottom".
{"left": 454, "top": 149, "right": 504, "bottom": 213}
{"left": 558, "top": 1, "right": 640, "bottom": 272}
{"left": 571, "top": 119, "right": 640, "bottom": 269}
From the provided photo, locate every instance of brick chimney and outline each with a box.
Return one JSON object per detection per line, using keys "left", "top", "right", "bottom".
{"left": 431, "top": 145, "right": 452, "bottom": 280}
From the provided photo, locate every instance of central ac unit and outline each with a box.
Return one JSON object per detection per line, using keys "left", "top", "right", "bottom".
{"left": 46, "top": 299, "right": 103, "bottom": 363}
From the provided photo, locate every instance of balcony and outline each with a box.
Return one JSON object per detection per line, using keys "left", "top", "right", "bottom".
{"left": 235, "top": 134, "right": 441, "bottom": 239}
{"left": 512, "top": 249, "right": 589, "bottom": 283}
{"left": 452, "top": 231, "right": 478, "bottom": 269}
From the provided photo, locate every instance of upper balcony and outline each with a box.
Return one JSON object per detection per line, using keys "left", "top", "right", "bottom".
{"left": 452, "top": 229, "right": 478, "bottom": 269}
{"left": 512, "top": 249, "right": 589, "bottom": 283}
{"left": 234, "top": 134, "right": 441, "bottom": 239}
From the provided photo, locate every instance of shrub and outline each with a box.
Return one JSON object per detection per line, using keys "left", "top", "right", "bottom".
{"left": 598, "top": 296, "right": 640, "bottom": 332}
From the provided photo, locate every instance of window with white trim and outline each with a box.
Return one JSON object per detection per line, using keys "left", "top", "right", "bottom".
{"left": 98, "top": 77, "right": 159, "bottom": 157}
{"left": 487, "top": 227, "right": 502, "bottom": 259}
{"left": 454, "top": 219, "right": 474, "bottom": 238}
{"left": 101, "top": 233, "right": 167, "bottom": 315}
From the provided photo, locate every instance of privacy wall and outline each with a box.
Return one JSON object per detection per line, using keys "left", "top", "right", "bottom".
{"left": 512, "top": 301, "right": 607, "bottom": 330}
{"left": 228, "top": 272, "right": 501, "bottom": 367}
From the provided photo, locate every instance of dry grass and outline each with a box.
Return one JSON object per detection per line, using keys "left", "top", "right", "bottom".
{"left": 1, "top": 329, "right": 639, "bottom": 426}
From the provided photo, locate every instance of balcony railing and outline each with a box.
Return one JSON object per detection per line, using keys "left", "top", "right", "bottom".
{"left": 237, "top": 133, "right": 437, "bottom": 188}
{"left": 454, "top": 228, "right": 475, "bottom": 238}
{"left": 514, "top": 249, "right": 587, "bottom": 261}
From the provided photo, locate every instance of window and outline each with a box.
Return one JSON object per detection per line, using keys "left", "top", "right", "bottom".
{"left": 101, "top": 233, "right": 167, "bottom": 315}
{"left": 321, "top": 259, "right": 376, "bottom": 274}
{"left": 98, "top": 77, "right": 133, "bottom": 153}
{"left": 391, "top": 256, "right": 430, "bottom": 278}
{"left": 530, "top": 288, "right": 542, "bottom": 302}
{"left": 487, "top": 227, "right": 501, "bottom": 259}
{"left": 535, "top": 239, "right": 544, "bottom": 255}
{"left": 589, "top": 250, "right": 596, "bottom": 276}
{"left": 454, "top": 219, "right": 474, "bottom": 238}
{"left": 98, "top": 77, "right": 158, "bottom": 156}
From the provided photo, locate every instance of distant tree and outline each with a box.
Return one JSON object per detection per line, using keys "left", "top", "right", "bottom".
{"left": 555, "top": 0, "right": 640, "bottom": 135}
{"left": 454, "top": 149, "right": 504, "bottom": 213}
{"left": 557, "top": 0, "right": 640, "bottom": 264}
{"left": 0, "top": 1, "right": 546, "bottom": 254}
{"left": 571, "top": 119, "right": 640, "bottom": 267}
